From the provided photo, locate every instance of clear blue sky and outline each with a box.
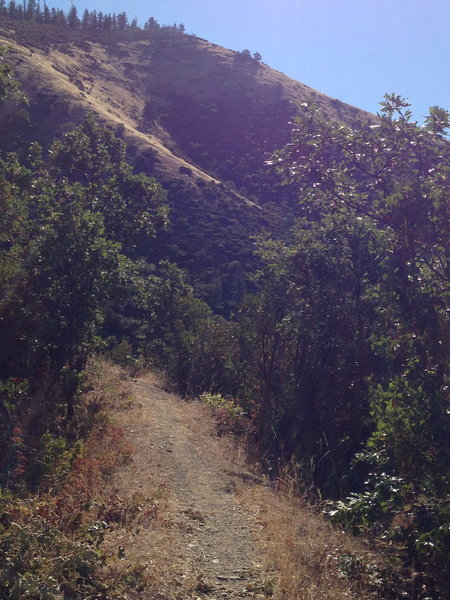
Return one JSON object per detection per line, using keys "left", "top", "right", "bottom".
{"left": 57, "top": 0, "right": 449, "bottom": 120}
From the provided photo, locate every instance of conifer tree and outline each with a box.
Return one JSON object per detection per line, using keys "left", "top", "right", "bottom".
{"left": 144, "top": 16, "right": 159, "bottom": 30}
{"left": 26, "top": 0, "right": 37, "bottom": 20}
{"left": 8, "top": 0, "right": 17, "bottom": 18}
{"left": 67, "top": 5, "right": 79, "bottom": 28}
{"left": 42, "top": 2, "right": 50, "bottom": 23}
{"left": 81, "top": 7, "right": 89, "bottom": 28}
{"left": 90, "top": 9, "right": 97, "bottom": 29}
{"left": 117, "top": 11, "right": 127, "bottom": 30}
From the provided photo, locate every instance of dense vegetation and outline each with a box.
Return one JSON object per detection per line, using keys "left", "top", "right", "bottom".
{"left": 1, "top": 16, "right": 450, "bottom": 598}
{"left": 251, "top": 99, "right": 450, "bottom": 598}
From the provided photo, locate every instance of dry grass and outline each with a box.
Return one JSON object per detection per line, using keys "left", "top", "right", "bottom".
{"left": 104, "top": 370, "right": 273, "bottom": 599}
{"left": 101, "top": 367, "right": 390, "bottom": 600}
{"left": 0, "top": 360, "right": 165, "bottom": 599}
{"left": 81, "top": 358, "right": 135, "bottom": 412}
{"left": 240, "top": 482, "right": 384, "bottom": 600}
{"left": 98, "top": 369, "right": 191, "bottom": 599}
{"left": 100, "top": 509, "right": 191, "bottom": 600}
{"left": 65, "top": 362, "right": 192, "bottom": 598}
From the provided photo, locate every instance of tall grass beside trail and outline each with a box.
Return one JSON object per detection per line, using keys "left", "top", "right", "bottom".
{"left": 240, "top": 468, "right": 399, "bottom": 600}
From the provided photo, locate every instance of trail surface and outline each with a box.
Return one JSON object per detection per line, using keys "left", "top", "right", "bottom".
{"left": 112, "top": 374, "right": 269, "bottom": 599}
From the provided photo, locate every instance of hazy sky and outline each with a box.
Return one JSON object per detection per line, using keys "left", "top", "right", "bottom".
{"left": 56, "top": 0, "right": 449, "bottom": 120}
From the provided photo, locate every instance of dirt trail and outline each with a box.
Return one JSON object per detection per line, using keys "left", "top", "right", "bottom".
{"left": 112, "top": 374, "right": 270, "bottom": 599}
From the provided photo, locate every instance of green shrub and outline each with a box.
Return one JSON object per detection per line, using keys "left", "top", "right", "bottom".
{"left": 199, "top": 392, "right": 248, "bottom": 435}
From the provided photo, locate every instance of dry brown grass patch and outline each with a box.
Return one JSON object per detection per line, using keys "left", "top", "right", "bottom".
{"left": 240, "top": 484, "right": 382, "bottom": 600}
{"left": 100, "top": 370, "right": 194, "bottom": 598}
{"left": 82, "top": 358, "right": 134, "bottom": 412}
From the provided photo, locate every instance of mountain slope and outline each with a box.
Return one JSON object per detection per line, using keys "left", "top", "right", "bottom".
{"left": 0, "top": 19, "right": 372, "bottom": 195}
{"left": 0, "top": 18, "right": 375, "bottom": 310}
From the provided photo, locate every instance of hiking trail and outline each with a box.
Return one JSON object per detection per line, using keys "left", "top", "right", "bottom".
{"left": 110, "top": 373, "right": 271, "bottom": 599}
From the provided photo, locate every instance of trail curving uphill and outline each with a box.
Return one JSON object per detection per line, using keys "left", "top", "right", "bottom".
{"left": 111, "top": 374, "right": 270, "bottom": 599}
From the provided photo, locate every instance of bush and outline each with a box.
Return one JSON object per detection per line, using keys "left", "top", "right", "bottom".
{"left": 199, "top": 392, "right": 249, "bottom": 436}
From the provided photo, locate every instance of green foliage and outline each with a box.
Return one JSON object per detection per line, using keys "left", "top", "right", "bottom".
{"left": 2, "top": 1, "right": 187, "bottom": 36}
{"left": 137, "top": 260, "right": 226, "bottom": 395}
{"left": 328, "top": 469, "right": 405, "bottom": 533}
{"left": 0, "top": 434, "right": 152, "bottom": 599}
{"left": 0, "top": 115, "right": 167, "bottom": 486}
{"left": 200, "top": 392, "right": 245, "bottom": 418}
{"left": 266, "top": 96, "right": 450, "bottom": 596}
{"left": 148, "top": 180, "right": 265, "bottom": 316}
{"left": 0, "top": 358, "right": 156, "bottom": 599}
{"left": 200, "top": 392, "right": 248, "bottom": 435}
{"left": 0, "top": 377, "right": 28, "bottom": 418}
{"left": 0, "top": 516, "right": 104, "bottom": 600}
{"left": 0, "top": 46, "right": 27, "bottom": 103}
{"left": 29, "top": 432, "right": 82, "bottom": 490}
{"left": 236, "top": 214, "right": 382, "bottom": 494}
{"left": 50, "top": 115, "right": 168, "bottom": 251}
{"left": 2, "top": 19, "right": 299, "bottom": 315}
{"left": 0, "top": 152, "right": 121, "bottom": 403}
{"left": 108, "top": 339, "right": 140, "bottom": 368}
{"left": 2, "top": 24, "right": 450, "bottom": 595}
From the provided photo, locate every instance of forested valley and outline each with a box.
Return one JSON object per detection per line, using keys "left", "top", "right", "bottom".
{"left": 1, "top": 5, "right": 450, "bottom": 599}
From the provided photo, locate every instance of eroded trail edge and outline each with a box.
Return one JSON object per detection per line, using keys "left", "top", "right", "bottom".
{"left": 111, "top": 374, "right": 270, "bottom": 599}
